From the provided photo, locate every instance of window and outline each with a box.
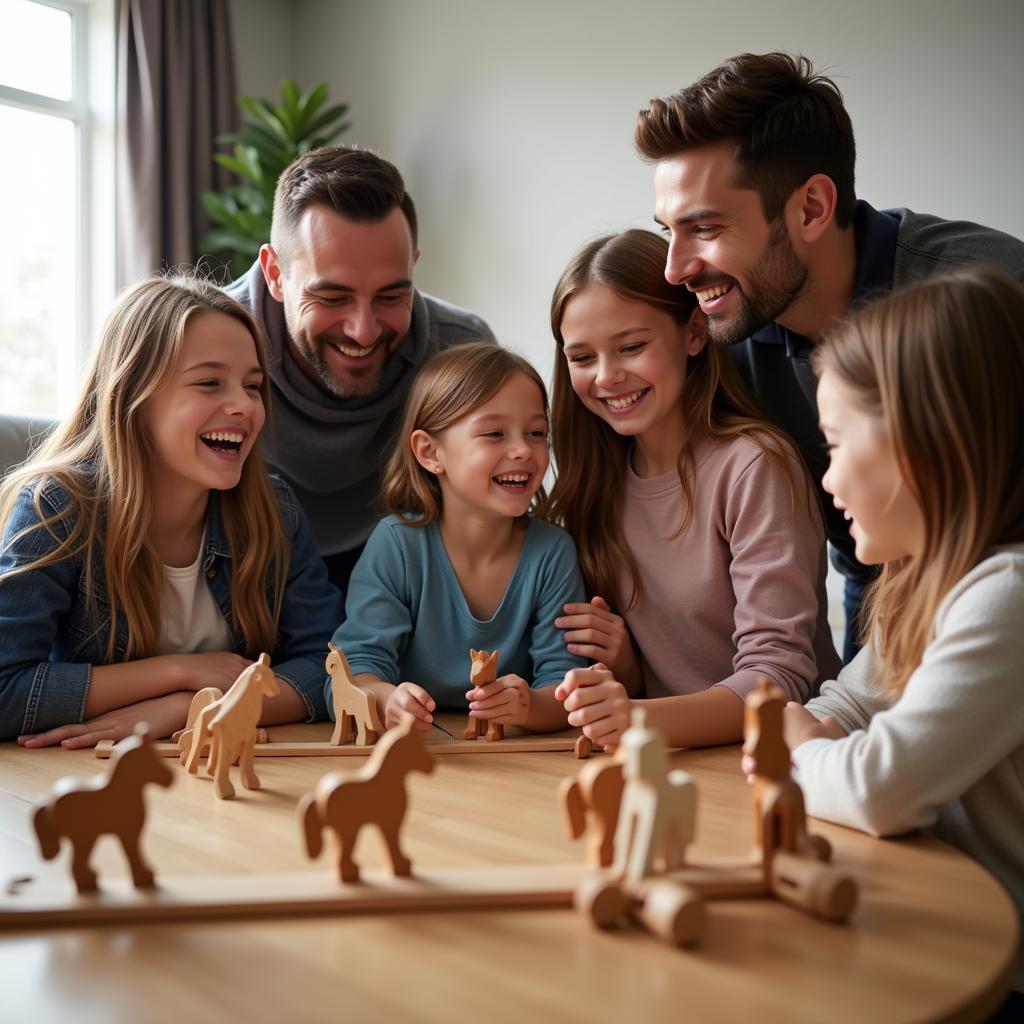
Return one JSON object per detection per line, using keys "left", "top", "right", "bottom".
{"left": 0, "top": 0, "right": 114, "bottom": 418}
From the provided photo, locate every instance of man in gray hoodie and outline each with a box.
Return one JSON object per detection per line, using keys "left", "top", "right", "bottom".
{"left": 227, "top": 146, "right": 494, "bottom": 591}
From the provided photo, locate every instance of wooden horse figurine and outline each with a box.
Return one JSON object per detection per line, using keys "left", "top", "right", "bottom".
{"left": 464, "top": 648, "right": 502, "bottom": 742}
{"left": 32, "top": 725, "right": 173, "bottom": 894}
{"left": 326, "top": 642, "right": 384, "bottom": 746}
{"left": 298, "top": 715, "right": 435, "bottom": 882}
{"left": 173, "top": 687, "right": 270, "bottom": 764}
{"left": 559, "top": 755, "right": 625, "bottom": 867}
{"left": 612, "top": 708, "right": 696, "bottom": 884}
{"left": 743, "top": 677, "right": 831, "bottom": 871}
{"left": 184, "top": 653, "right": 279, "bottom": 799}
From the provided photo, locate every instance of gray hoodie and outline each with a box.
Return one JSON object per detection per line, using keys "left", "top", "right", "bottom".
{"left": 226, "top": 261, "right": 495, "bottom": 556}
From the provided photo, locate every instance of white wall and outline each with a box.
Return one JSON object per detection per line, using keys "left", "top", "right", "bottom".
{"left": 241, "top": 0, "right": 1024, "bottom": 383}
{"left": 230, "top": 0, "right": 294, "bottom": 104}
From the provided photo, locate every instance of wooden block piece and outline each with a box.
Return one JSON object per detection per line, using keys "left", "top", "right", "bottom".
{"left": 0, "top": 863, "right": 587, "bottom": 928}
{"left": 769, "top": 850, "right": 858, "bottom": 922}
{"left": 635, "top": 880, "right": 705, "bottom": 947}
{"left": 574, "top": 874, "right": 632, "bottom": 929}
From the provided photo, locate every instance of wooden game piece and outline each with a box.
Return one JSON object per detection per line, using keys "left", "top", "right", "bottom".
{"left": 173, "top": 687, "right": 272, "bottom": 764}
{"left": 743, "top": 677, "right": 832, "bottom": 871}
{"left": 768, "top": 850, "right": 857, "bottom": 921}
{"left": 573, "top": 874, "right": 632, "bottom": 927}
{"left": 634, "top": 879, "right": 705, "bottom": 947}
{"left": 612, "top": 708, "right": 696, "bottom": 884}
{"left": 184, "top": 653, "right": 279, "bottom": 799}
{"left": 326, "top": 642, "right": 385, "bottom": 746}
{"left": 97, "top": 733, "right": 586, "bottom": 759}
{"left": 559, "top": 756, "right": 625, "bottom": 868}
{"left": 298, "top": 715, "right": 435, "bottom": 883}
{"left": 574, "top": 733, "right": 593, "bottom": 759}
{"left": 0, "top": 862, "right": 588, "bottom": 928}
{"left": 463, "top": 648, "right": 503, "bottom": 742}
{"left": 31, "top": 725, "right": 173, "bottom": 894}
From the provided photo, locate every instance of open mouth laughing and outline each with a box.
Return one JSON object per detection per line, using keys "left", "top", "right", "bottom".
{"left": 600, "top": 387, "right": 650, "bottom": 414}
{"left": 200, "top": 430, "right": 246, "bottom": 457}
{"left": 493, "top": 472, "right": 532, "bottom": 491}
{"left": 690, "top": 279, "right": 735, "bottom": 313}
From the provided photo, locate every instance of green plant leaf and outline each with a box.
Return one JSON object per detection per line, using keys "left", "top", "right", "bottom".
{"left": 238, "top": 95, "right": 291, "bottom": 142}
{"left": 302, "top": 103, "right": 352, "bottom": 140}
{"left": 295, "top": 82, "right": 330, "bottom": 131}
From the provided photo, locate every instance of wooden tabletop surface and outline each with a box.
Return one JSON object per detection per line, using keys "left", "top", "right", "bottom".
{"left": 0, "top": 718, "right": 1017, "bottom": 1024}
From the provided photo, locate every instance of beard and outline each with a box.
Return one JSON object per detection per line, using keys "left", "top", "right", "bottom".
{"left": 701, "top": 221, "right": 808, "bottom": 346}
{"left": 287, "top": 321, "right": 400, "bottom": 399}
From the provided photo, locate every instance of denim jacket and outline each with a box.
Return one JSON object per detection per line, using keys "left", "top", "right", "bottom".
{"left": 0, "top": 474, "right": 344, "bottom": 739}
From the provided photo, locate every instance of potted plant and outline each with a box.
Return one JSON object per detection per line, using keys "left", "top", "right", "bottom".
{"left": 199, "top": 79, "right": 351, "bottom": 278}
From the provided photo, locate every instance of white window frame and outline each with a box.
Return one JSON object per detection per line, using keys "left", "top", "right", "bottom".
{"left": 0, "top": 0, "right": 115, "bottom": 415}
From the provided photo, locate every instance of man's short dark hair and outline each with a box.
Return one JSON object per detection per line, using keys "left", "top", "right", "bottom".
{"left": 635, "top": 53, "right": 857, "bottom": 229}
{"left": 270, "top": 146, "right": 419, "bottom": 260}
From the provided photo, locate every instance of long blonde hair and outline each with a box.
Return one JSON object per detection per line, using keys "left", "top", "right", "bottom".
{"left": 380, "top": 341, "right": 548, "bottom": 525}
{"left": 544, "top": 229, "right": 813, "bottom": 608}
{"left": 0, "top": 275, "right": 290, "bottom": 661}
{"left": 814, "top": 264, "right": 1024, "bottom": 695}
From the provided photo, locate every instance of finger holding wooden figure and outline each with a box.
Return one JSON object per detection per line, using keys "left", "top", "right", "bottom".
{"left": 184, "top": 653, "right": 278, "bottom": 799}
{"left": 464, "top": 648, "right": 503, "bottom": 742}
{"left": 298, "top": 714, "right": 435, "bottom": 883}
{"left": 326, "top": 642, "right": 384, "bottom": 746}
{"left": 32, "top": 725, "right": 173, "bottom": 894}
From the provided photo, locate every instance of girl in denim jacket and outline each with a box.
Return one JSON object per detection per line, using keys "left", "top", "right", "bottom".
{"left": 0, "top": 275, "right": 342, "bottom": 747}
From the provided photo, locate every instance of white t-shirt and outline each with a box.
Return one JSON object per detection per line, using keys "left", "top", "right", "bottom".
{"left": 156, "top": 535, "right": 234, "bottom": 655}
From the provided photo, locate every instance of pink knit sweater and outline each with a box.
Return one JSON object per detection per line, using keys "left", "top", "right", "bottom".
{"left": 618, "top": 433, "right": 841, "bottom": 702}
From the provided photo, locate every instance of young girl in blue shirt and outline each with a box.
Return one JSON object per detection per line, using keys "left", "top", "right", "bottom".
{"left": 0, "top": 275, "right": 343, "bottom": 747}
{"left": 330, "top": 342, "right": 587, "bottom": 734}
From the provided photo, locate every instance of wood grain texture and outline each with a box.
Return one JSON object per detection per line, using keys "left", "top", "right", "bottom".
{"left": 0, "top": 729, "right": 1017, "bottom": 1024}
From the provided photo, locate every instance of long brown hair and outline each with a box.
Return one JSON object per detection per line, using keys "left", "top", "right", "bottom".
{"left": 0, "top": 275, "right": 290, "bottom": 661}
{"left": 814, "top": 264, "right": 1024, "bottom": 696}
{"left": 380, "top": 341, "right": 548, "bottom": 525}
{"left": 544, "top": 229, "right": 812, "bottom": 607}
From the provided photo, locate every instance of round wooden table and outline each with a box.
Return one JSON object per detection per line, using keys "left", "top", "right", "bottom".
{"left": 0, "top": 721, "right": 1017, "bottom": 1023}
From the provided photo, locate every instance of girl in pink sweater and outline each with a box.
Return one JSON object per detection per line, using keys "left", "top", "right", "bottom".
{"left": 545, "top": 230, "right": 840, "bottom": 751}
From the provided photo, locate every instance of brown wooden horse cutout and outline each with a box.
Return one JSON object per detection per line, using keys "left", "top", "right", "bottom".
{"left": 743, "top": 677, "right": 831, "bottom": 871}
{"left": 464, "top": 648, "right": 502, "bottom": 742}
{"left": 559, "top": 755, "right": 625, "bottom": 867}
{"left": 32, "top": 725, "right": 173, "bottom": 893}
{"left": 298, "top": 715, "right": 435, "bottom": 882}
{"left": 184, "top": 653, "right": 279, "bottom": 799}
{"left": 326, "top": 642, "right": 384, "bottom": 746}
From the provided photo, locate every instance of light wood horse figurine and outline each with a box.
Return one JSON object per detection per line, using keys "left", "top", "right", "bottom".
{"left": 464, "top": 648, "right": 502, "bottom": 742}
{"left": 298, "top": 715, "right": 435, "bottom": 882}
{"left": 613, "top": 708, "right": 696, "bottom": 884}
{"left": 559, "top": 755, "right": 625, "bottom": 867}
{"left": 184, "top": 653, "right": 279, "bottom": 799}
{"left": 32, "top": 725, "right": 173, "bottom": 893}
{"left": 326, "top": 642, "right": 384, "bottom": 746}
{"left": 173, "top": 687, "right": 269, "bottom": 764}
{"left": 743, "top": 677, "right": 831, "bottom": 872}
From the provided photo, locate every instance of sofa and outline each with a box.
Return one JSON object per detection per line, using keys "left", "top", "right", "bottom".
{"left": 0, "top": 414, "right": 55, "bottom": 478}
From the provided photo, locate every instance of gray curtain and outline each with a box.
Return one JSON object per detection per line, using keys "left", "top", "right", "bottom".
{"left": 116, "top": 0, "right": 238, "bottom": 286}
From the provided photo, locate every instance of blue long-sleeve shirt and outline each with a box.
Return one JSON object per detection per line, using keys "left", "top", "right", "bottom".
{"left": 329, "top": 515, "right": 588, "bottom": 712}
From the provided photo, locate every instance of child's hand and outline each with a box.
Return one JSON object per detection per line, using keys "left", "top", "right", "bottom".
{"left": 555, "top": 597, "right": 638, "bottom": 682}
{"left": 554, "top": 664, "right": 631, "bottom": 752}
{"left": 466, "top": 673, "right": 530, "bottom": 726}
{"left": 172, "top": 652, "right": 252, "bottom": 691}
{"left": 384, "top": 682, "right": 436, "bottom": 732}
{"left": 17, "top": 692, "right": 193, "bottom": 749}
{"left": 782, "top": 701, "right": 846, "bottom": 752}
